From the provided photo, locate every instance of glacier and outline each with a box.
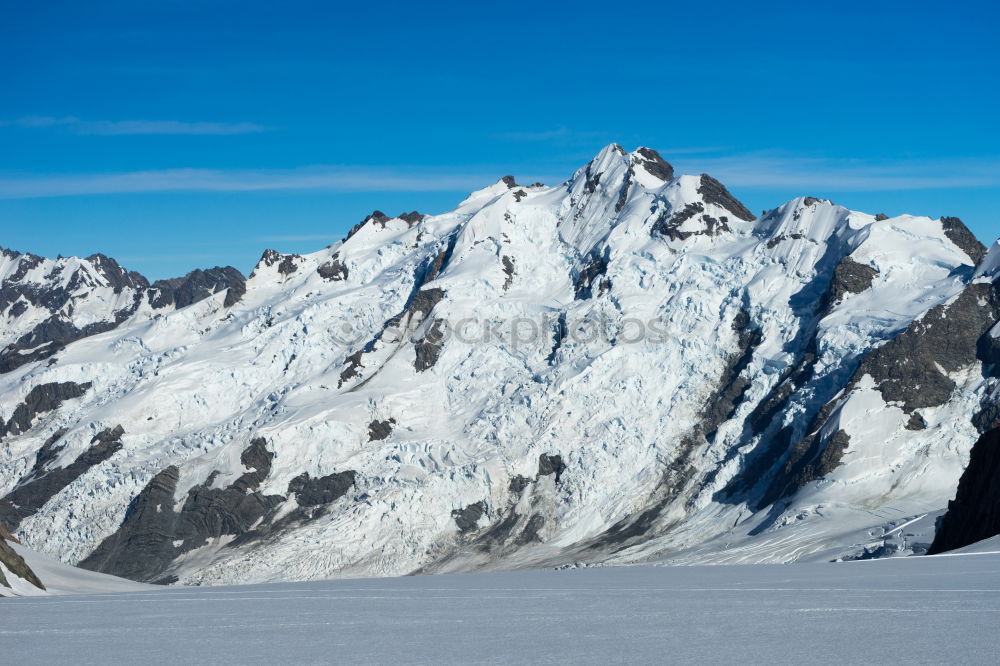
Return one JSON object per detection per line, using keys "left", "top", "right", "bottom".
{"left": 1, "top": 144, "right": 998, "bottom": 586}
{"left": 4, "top": 542, "right": 1000, "bottom": 664}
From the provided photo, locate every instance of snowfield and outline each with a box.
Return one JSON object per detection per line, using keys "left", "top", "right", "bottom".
{"left": 3, "top": 542, "right": 999, "bottom": 665}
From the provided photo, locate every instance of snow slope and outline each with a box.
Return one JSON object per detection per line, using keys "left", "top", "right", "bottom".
{"left": 3, "top": 547, "right": 999, "bottom": 665}
{"left": 1, "top": 144, "right": 998, "bottom": 585}
{"left": 0, "top": 541, "right": 150, "bottom": 597}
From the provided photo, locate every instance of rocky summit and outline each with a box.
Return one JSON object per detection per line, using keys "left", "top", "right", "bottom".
{"left": 2, "top": 144, "right": 999, "bottom": 586}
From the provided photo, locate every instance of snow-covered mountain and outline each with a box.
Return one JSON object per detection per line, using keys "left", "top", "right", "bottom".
{"left": 0, "top": 247, "right": 244, "bottom": 373}
{"left": 1, "top": 144, "right": 998, "bottom": 585}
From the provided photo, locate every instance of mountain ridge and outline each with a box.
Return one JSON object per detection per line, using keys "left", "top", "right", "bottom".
{"left": 1, "top": 144, "right": 997, "bottom": 584}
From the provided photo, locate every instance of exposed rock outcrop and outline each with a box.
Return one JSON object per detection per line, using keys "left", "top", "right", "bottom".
{"left": 697, "top": 174, "right": 755, "bottom": 222}
{"left": 0, "top": 381, "right": 92, "bottom": 438}
{"left": 823, "top": 256, "right": 880, "bottom": 310}
{"left": 928, "top": 428, "right": 1000, "bottom": 554}
{"left": 0, "top": 425, "right": 124, "bottom": 530}
{"left": 633, "top": 147, "right": 675, "bottom": 181}
{"left": 79, "top": 438, "right": 284, "bottom": 582}
{"left": 940, "top": 217, "right": 987, "bottom": 266}
{"left": 0, "top": 535, "right": 45, "bottom": 591}
{"left": 149, "top": 266, "right": 246, "bottom": 309}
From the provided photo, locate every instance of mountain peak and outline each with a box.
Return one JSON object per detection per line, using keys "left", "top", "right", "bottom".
{"left": 696, "top": 173, "right": 755, "bottom": 222}
{"left": 940, "top": 216, "right": 988, "bottom": 266}
{"left": 631, "top": 147, "right": 675, "bottom": 181}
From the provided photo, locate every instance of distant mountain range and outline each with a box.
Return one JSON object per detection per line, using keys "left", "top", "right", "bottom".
{"left": 2, "top": 144, "right": 998, "bottom": 587}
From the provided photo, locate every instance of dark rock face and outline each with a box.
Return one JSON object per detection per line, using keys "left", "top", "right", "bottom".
{"left": 252, "top": 249, "right": 300, "bottom": 277}
{"left": 11, "top": 314, "right": 127, "bottom": 367}
{"left": 765, "top": 233, "right": 806, "bottom": 249}
{"left": 80, "top": 437, "right": 359, "bottom": 582}
{"left": 973, "top": 401, "right": 1000, "bottom": 435}
{"left": 0, "top": 381, "right": 92, "bottom": 438}
{"left": 258, "top": 249, "right": 281, "bottom": 268}
{"left": 928, "top": 428, "right": 1000, "bottom": 554}
{"left": 752, "top": 407, "right": 835, "bottom": 510}
{"left": 652, "top": 201, "right": 702, "bottom": 240}
{"left": 317, "top": 255, "right": 349, "bottom": 281}
{"left": 452, "top": 501, "right": 486, "bottom": 532}
{"left": 1, "top": 316, "right": 130, "bottom": 374}
{"left": 0, "top": 537, "right": 45, "bottom": 590}
{"left": 508, "top": 475, "right": 532, "bottom": 494}
{"left": 824, "top": 257, "right": 879, "bottom": 309}
{"left": 699, "top": 311, "right": 764, "bottom": 443}
{"left": 398, "top": 211, "right": 424, "bottom": 227}
{"left": 277, "top": 255, "right": 299, "bottom": 275}
{"left": 537, "top": 454, "right": 566, "bottom": 483}
{"left": 651, "top": 200, "right": 732, "bottom": 241}
{"left": 855, "top": 283, "right": 1000, "bottom": 413}
{"left": 413, "top": 318, "right": 446, "bottom": 372}
{"left": 77, "top": 465, "right": 183, "bottom": 582}
{"left": 338, "top": 349, "right": 365, "bottom": 388}
{"left": 574, "top": 251, "right": 610, "bottom": 300}
{"left": 224, "top": 280, "right": 247, "bottom": 307}
{"left": 148, "top": 267, "right": 246, "bottom": 310}
{"left": 718, "top": 349, "right": 821, "bottom": 504}
{"left": 875, "top": 213, "right": 890, "bottom": 221}
{"left": 697, "top": 174, "right": 755, "bottom": 222}
{"left": 0, "top": 521, "right": 18, "bottom": 543}
{"left": 940, "top": 217, "right": 988, "bottom": 266}
{"left": 634, "top": 148, "right": 674, "bottom": 181}
{"left": 614, "top": 165, "right": 634, "bottom": 213}
{"left": 757, "top": 282, "right": 1000, "bottom": 508}
{"left": 583, "top": 163, "right": 601, "bottom": 195}
{"left": 288, "top": 471, "right": 356, "bottom": 507}
{"left": 80, "top": 438, "right": 285, "bottom": 582}
{"left": 515, "top": 514, "right": 545, "bottom": 544}
{"left": 0, "top": 426, "right": 124, "bottom": 530}
{"left": 501, "top": 175, "right": 517, "bottom": 189}
{"left": 501, "top": 256, "right": 515, "bottom": 291}
{"left": 906, "top": 413, "right": 928, "bottom": 431}
{"left": 368, "top": 418, "right": 396, "bottom": 442}
{"left": 404, "top": 288, "right": 445, "bottom": 322}
{"left": 345, "top": 211, "right": 391, "bottom": 241}
{"left": 86, "top": 254, "right": 148, "bottom": 293}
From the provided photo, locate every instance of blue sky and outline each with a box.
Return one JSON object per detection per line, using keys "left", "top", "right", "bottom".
{"left": 2, "top": 0, "right": 998, "bottom": 279}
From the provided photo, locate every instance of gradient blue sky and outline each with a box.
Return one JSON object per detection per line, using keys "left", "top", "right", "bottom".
{"left": 2, "top": 0, "right": 998, "bottom": 279}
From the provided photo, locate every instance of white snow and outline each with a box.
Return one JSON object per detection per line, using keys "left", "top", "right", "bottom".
{"left": 976, "top": 241, "right": 1000, "bottom": 280}
{"left": 2, "top": 546, "right": 999, "bottom": 664}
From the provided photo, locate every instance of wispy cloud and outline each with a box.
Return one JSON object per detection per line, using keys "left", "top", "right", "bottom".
{"left": 676, "top": 152, "right": 1000, "bottom": 191}
{"left": 656, "top": 146, "right": 730, "bottom": 156}
{"left": 116, "top": 253, "right": 231, "bottom": 263}
{"left": 496, "top": 126, "right": 612, "bottom": 143}
{"left": 0, "top": 166, "right": 504, "bottom": 200}
{"left": 2, "top": 153, "right": 997, "bottom": 201}
{"left": 498, "top": 127, "right": 574, "bottom": 142}
{"left": 0, "top": 116, "right": 268, "bottom": 135}
{"left": 257, "top": 234, "right": 338, "bottom": 242}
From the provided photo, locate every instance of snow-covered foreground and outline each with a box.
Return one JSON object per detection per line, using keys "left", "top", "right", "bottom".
{"left": 3, "top": 546, "right": 999, "bottom": 665}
